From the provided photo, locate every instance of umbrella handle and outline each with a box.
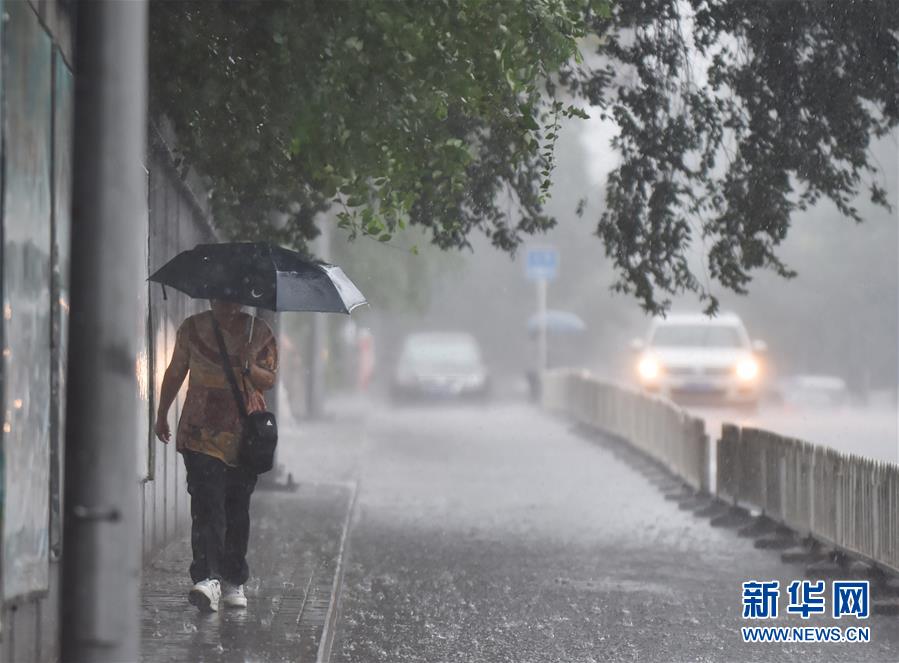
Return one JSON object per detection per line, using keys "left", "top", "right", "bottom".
{"left": 245, "top": 315, "right": 256, "bottom": 370}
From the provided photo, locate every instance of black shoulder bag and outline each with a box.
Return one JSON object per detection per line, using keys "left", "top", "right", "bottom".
{"left": 211, "top": 317, "right": 278, "bottom": 474}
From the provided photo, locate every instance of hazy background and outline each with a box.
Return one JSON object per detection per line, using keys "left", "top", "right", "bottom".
{"left": 334, "top": 111, "right": 897, "bottom": 401}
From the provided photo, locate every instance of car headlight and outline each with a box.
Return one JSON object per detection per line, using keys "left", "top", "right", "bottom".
{"left": 638, "top": 356, "right": 661, "bottom": 382}
{"left": 736, "top": 358, "right": 759, "bottom": 382}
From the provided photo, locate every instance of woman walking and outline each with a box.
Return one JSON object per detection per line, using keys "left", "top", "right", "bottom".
{"left": 154, "top": 299, "right": 278, "bottom": 612}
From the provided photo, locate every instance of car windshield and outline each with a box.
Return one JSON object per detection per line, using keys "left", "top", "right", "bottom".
{"left": 403, "top": 337, "right": 481, "bottom": 365}
{"left": 651, "top": 324, "right": 743, "bottom": 349}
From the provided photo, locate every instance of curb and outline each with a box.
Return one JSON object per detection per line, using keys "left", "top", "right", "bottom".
{"left": 316, "top": 480, "right": 359, "bottom": 663}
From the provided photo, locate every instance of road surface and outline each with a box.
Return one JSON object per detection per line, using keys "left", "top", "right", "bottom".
{"left": 277, "top": 398, "right": 899, "bottom": 662}
{"left": 696, "top": 404, "right": 898, "bottom": 463}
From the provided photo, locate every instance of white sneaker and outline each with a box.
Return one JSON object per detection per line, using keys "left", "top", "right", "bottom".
{"left": 188, "top": 578, "right": 221, "bottom": 613}
{"left": 221, "top": 581, "right": 248, "bottom": 609}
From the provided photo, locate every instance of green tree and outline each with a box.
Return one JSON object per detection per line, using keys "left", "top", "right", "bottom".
{"left": 151, "top": 0, "right": 898, "bottom": 314}
{"left": 565, "top": 0, "right": 898, "bottom": 312}
{"left": 150, "top": 0, "right": 600, "bottom": 254}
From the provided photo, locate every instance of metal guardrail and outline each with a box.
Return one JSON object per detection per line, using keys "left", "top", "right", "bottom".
{"left": 542, "top": 369, "right": 709, "bottom": 493}
{"left": 544, "top": 369, "right": 899, "bottom": 575}
{"left": 717, "top": 426, "right": 899, "bottom": 574}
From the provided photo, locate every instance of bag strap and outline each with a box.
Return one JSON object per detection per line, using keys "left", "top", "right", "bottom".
{"left": 211, "top": 316, "right": 250, "bottom": 421}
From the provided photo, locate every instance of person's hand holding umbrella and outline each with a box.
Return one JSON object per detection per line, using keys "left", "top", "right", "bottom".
{"left": 239, "top": 333, "right": 276, "bottom": 392}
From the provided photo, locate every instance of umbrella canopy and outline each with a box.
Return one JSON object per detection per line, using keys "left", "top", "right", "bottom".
{"left": 527, "top": 310, "right": 587, "bottom": 336}
{"left": 149, "top": 242, "right": 366, "bottom": 313}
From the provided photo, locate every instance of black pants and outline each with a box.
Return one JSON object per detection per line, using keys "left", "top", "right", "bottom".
{"left": 182, "top": 450, "right": 257, "bottom": 585}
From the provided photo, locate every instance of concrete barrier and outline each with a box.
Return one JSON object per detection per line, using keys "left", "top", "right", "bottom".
{"left": 717, "top": 425, "right": 899, "bottom": 574}
{"left": 542, "top": 370, "right": 709, "bottom": 493}
{"left": 544, "top": 369, "right": 899, "bottom": 576}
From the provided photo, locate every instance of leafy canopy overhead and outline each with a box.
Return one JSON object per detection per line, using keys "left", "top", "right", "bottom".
{"left": 565, "top": 0, "right": 899, "bottom": 312}
{"left": 151, "top": 0, "right": 898, "bottom": 314}
{"left": 150, "top": 0, "right": 599, "bottom": 253}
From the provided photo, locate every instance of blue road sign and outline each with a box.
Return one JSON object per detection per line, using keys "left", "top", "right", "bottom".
{"left": 526, "top": 247, "right": 559, "bottom": 281}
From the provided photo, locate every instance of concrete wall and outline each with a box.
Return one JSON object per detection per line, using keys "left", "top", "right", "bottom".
{"left": 141, "top": 130, "right": 218, "bottom": 561}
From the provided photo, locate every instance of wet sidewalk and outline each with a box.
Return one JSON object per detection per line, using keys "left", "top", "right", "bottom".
{"left": 140, "top": 481, "right": 355, "bottom": 663}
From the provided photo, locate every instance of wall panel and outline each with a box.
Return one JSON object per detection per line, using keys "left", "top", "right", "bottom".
{"left": 2, "top": 0, "right": 53, "bottom": 601}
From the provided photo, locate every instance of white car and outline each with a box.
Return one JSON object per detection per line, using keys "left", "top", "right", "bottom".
{"left": 391, "top": 332, "right": 490, "bottom": 401}
{"left": 632, "top": 313, "right": 766, "bottom": 408}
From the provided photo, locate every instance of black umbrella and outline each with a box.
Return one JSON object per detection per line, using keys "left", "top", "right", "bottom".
{"left": 149, "top": 242, "right": 367, "bottom": 313}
